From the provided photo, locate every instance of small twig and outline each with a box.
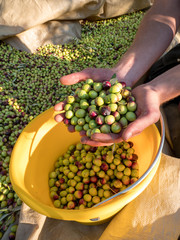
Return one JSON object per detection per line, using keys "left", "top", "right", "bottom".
{"left": 57, "top": 110, "right": 65, "bottom": 114}
{"left": 112, "top": 143, "right": 116, "bottom": 154}
{"left": 108, "top": 186, "right": 117, "bottom": 194}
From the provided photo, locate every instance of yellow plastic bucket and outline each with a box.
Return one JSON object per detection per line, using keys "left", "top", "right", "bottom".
{"left": 9, "top": 107, "right": 165, "bottom": 224}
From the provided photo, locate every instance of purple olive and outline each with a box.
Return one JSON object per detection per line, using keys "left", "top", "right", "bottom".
{"left": 100, "top": 106, "right": 111, "bottom": 116}
{"left": 103, "top": 81, "right": 111, "bottom": 90}
{"left": 89, "top": 109, "right": 98, "bottom": 118}
{"left": 95, "top": 115, "right": 105, "bottom": 125}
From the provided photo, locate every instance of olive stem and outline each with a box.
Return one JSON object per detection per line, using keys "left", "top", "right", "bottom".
{"left": 56, "top": 110, "right": 65, "bottom": 114}
{"left": 108, "top": 186, "right": 117, "bottom": 194}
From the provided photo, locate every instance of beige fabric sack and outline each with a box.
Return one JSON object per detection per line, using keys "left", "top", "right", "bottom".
{"left": 0, "top": 0, "right": 152, "bottom": 52}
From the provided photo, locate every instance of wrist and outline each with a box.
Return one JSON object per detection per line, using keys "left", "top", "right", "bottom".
{"left": 112, "top": 53, "right": 142, "bottom": 87}
{"left": 146, "top": 65, "right": 180, "bottom": 105}
{"left": 142, "top": 81, "right": 165, "bottom": 109}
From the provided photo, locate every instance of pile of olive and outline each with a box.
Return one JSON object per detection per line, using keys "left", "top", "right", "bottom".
{"left": 49, "top": 141, "right": 139, "bottom": 209}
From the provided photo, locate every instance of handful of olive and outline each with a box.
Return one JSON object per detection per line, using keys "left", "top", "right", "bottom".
{"left": 63, "top": 75, "right": 137, "bottom": 137}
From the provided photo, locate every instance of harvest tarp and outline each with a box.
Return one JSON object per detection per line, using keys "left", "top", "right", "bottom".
{"left": 0, "top": 0, "right": 152, "bottom": 52}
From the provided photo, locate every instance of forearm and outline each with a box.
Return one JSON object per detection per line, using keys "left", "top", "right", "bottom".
{"left": 113, "top": 0, "right": 180, "bottom": 86}
{"left": 145, "top": 64, "right": 180, "bottom": 104}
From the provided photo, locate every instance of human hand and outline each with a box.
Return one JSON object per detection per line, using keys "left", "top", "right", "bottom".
{"left": 54, "top": 68, "right": 160, "bottom": 146}
{"left": 54, "top": 67, "right": 129, "bottom": 146}
{"left": 84, "top": 83, "right": 161, "bottom": 145}
{"left": 54, "top": 101, "right": 79, "bottom": 133}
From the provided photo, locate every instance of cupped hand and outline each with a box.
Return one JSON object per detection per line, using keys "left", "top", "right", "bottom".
{"left": 85, "top": 84, "right": 161, "bottom": 145}
{"left": 54, "top": 101, "right": 77, "bottom": 133}
{"left": 54, "top": 68, "right": 161, "bottom": 146}
{"left": 54, "top": 68, "right": 120, "bottom": 145}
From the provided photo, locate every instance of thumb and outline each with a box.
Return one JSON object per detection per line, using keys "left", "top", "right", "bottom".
{"left": 122, "top": 112, "right": 160, "bottom": 140}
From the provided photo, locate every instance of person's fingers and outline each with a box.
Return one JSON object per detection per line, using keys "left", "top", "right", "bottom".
{"left": 60, "top": 68, "right": 114, "bottom": 85}
{"left": 54, "top": 101, "right": 66, "bottom": 111}
{"left": 54, "top": 114, "right": 64, "bottom": 122}
{"left": 81, "top": 136, "right": 114, "bottom": 147}
{"left": 122, "top": 111, "right": 160, "bottom": 140}
{"left": 60, "top": 72, "right": 89, "bottom": 85}
{"left": 54, "top": 101, "right": 66, "bottom": 122}
{"left": 91, "top": 132, "right": 123, "bottom": 143}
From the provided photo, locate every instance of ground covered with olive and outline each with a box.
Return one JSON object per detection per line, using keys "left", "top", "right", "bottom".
{"left": 0, "top": 10, "right": 144, "bottom": 239}
{"left": 49, "top": 141, "right": 139, "bottom": 209}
